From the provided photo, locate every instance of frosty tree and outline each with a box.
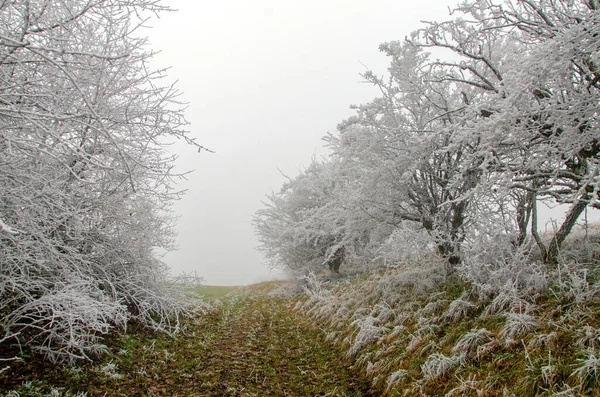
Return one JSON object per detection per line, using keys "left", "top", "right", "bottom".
{"left": 256, "top": 0, "right": 600, "bottom": 273}
{"left": 0, "top": 0, "right": 203, "bottom": 363}
{"left": 329, "top": 41, "right": 488, "bottom": 273}
{"left": 412, "top": 0, "right": 600, "bottom": 264}
{"left": 254, "top": 160, "right": 348, "bottom": 273}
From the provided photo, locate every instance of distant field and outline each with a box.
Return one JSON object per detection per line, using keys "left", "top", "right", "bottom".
{"left": 195, "top": 281, "right": 289, "bottom": 300}
{"left": 193, "top": 285, "right": 242, "bottom": 300}
{"left": 245, "top": 280, "right": 289, "bottom": 294}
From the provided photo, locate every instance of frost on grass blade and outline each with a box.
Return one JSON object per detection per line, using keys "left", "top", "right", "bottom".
{"left": 572, "top": 350, "right": 600, "bottom": 390}
{"left": 421, "top": 352, "right": 465, "bottom": 382}
{"left": 452, "top": 328, "right": 492, "bottom": 358}
{"left": 499, "top": 312, "right": 538, "bottom": 343}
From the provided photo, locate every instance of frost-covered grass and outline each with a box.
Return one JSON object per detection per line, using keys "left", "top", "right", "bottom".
{"left": 294, "top": 257, "right": 600, "bottom": 396}
{"left": 0, "top": 300, "right": 217, "bottom": 397}
{"left": 6, "top": 259, "right": 600, "bottom": 396}
{"left": 0, "top": 283, "right": 372, "bottom": 397}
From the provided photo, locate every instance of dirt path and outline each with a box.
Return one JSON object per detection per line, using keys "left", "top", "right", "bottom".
{"left": 193, "top": 297, "right": 372, "bottom": 396}
{"left": 2, "top": 291, "right": 373, "bottom": 397}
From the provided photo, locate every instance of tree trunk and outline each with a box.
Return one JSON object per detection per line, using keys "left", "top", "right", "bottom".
{"left": 327, "top": 246, "right": 345, "bottom": 273}
{"left": 530, "top": 191, "right": 548, "bottom": 261}
{"left": 437, "top": 242, "right": 460, "bottom": 276}
{"left": 515, "top": 191, "right": 532, "bottom": 247}
{"left": 544, "top": 197, "right": 588, "bottom": 265}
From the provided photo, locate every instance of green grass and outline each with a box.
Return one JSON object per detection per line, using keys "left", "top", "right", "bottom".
{"left": 10, "top": 268, "right": 600, "bottom": 397}
{"left": 193, "top": 284, "right": 242, "bottom": 300}
{"left": 0, "top": 281, "right": 372, "bottom": 397}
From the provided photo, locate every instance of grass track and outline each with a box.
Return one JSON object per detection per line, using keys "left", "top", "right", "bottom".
{"left": 1, "top": 283, "right": 374, "bottom": 397}
{"left": 194, "top": 296, "right": 373, "bottom": 396}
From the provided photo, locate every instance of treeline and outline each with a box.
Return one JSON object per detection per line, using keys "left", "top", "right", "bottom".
{"left": 255, "top": 0, "right": 600, "bottom": 275}
{"left": 0, "top": 0, "right": 202, "bottom": 363}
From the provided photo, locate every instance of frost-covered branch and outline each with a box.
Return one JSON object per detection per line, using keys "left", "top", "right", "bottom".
{"left": 0, "top": 0, "right": 204, "bottom": 363}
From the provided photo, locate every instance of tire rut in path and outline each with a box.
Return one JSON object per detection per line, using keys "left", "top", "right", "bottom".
{"left": 195, "top": 297, "right": 374, "bottom": 397}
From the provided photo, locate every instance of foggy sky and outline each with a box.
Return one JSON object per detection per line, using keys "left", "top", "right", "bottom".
{"left": 145, "top": 0, "right": 464, "bottom": 285}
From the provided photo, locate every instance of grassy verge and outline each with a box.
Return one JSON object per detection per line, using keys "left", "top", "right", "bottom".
{"left": 296, "top": 262, "right": 600, "bottom": 396}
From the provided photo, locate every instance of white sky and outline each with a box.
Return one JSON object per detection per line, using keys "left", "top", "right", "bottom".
{"left": 144, "top": 0, "right": 468, "bottom": 285}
